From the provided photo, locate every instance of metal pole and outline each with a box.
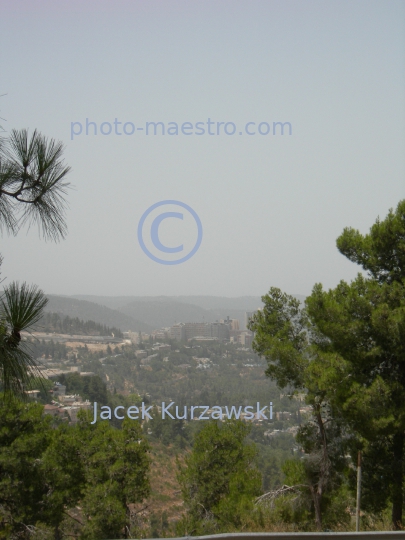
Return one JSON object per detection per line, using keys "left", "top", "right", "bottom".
{"left": 356, "top": 450, "right": 362, "bottom": 532}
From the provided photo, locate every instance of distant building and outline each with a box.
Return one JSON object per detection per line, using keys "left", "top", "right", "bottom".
{"left": 60, "top": 394, "right": 82, "bottom": 405}
{"left": 125, "top": 331, "right": 139, "bottom": 344}
{"left": 220, "top": 316, "right": 239, "bottom": 331}
{"left": 151, "top": 329, "right": 169, "bottom": 340}
{"left": 211, "top": 322, "right": 229, "bottom": 340}
{"left": 170, "top": 321, "right": 231, "bottom": 342}
{"left": 125, "top": 331, "right": 150, "bottom": 344}
{"left": 35, "top": 368, "right": 71, "bottom": 379}
{"left": 63, "top": 400, "right": 92, "bottom": 423}
{"left": 169, "top": 323, "right": 185, "bottom": 341}
{"left": 188, "top": 336, "right": 218, "bottom": 343}
{"left": 152, "top": 343, "right": 171, "bottom": 352}
{"left": 229, "top": 319, "right": 239, "bottom": 331}
{"left": 184, "top": 322, "right": 211, "bottom": 340}
{"left": 239, "top": 332, "right": 253, "bottom": 347}
{"left": 52, "top": 383, "right": 66, "bottom": 398}
{"left": 25, "top": 390, "right": 40, "bottom": 399}
{"left": 43, "top": 404, "right": 66, "bottom": 419}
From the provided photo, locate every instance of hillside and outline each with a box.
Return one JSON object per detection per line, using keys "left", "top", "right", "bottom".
{"left": 47, "top": 294, "right": 306, "bottom": 332}
{"left": 144, "top": 442, "right": 185, "bottom": 529}
{"left": 71, "top": 294, "right": 264, "bottom": 311}
{"left": 70, "top": 294, "right": 305, "bottom": 330}
{"left": 117, "top": 299, "right": 217, "bottom": 330}
{"left": 44, "top": 295, "right": 154, "bottom": 333}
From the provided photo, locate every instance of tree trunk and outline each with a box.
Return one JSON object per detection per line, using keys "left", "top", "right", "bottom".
{"left": 310, "top": 485, "right": 322, "bottom": 531}
{"left": 311, "top": 402, "right": 330, "bottom": 531}
{"left": 391, "top": 431, "right": 404, "bottom": 530}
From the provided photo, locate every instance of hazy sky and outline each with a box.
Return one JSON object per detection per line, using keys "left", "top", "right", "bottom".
{"left": 1, "top": 0, "right": 404, "bottom": 298}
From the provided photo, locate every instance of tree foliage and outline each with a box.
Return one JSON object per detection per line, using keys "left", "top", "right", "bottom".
{"left": 249, "top": 200, "right": 405, "bottom": 530}
{"left": 248, "top": 288, "right": 351, "bottom": 530}
{"left": 0, "top": 399, "right": 151, "bottom": 539}
{"left": 0, "top": 129, "right": 71, "bottom": 398}
{"left": 39, "top": 312, "right": 123, "bottom": 338}
{"left": 306, "top": 200, "right": 405, "bottom": 529}
{"left": 0, "top": 129, "right": 70, "bottom": 240}
{"left": 0, "top": 282, "right": 48, "bottom": 395}
{"left": 177, "top": 420, "right": 262, "bottom": 535}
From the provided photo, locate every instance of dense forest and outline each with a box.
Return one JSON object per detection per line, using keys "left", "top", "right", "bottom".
{"left": 36, "top": 312, "right": 123, "bottom": 337}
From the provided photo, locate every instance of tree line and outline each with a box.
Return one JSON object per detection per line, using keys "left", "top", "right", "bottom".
{"left": 0, "top": 399, "right": 150, "bottom": 539}
{"left": 248, "top": 199, "right": 405, "bottom": 530}
{"left": 38, "top": 312, "right": 123, "bottom": 338}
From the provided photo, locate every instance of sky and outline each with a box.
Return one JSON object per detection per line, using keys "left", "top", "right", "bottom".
{"left": 1, "top": 0, "right": 404, "bottom": 298}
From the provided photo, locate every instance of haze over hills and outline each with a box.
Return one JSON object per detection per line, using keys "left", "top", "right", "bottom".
{"left": 44, "top": 294, "right": 306, "bottom": 332}
{"left": 71, "top": 295, "right": 265, "bottom": 311}
{"left": 71, "top": 295, "right": 267, "bottom": 329}
{"left": 44, "top": 295, "right": 154, "bottom": 333}
{"left": 117, "top": 301, "right": 251, "bottom": 330}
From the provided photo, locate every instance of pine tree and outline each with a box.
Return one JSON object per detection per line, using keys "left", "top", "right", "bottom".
{"left": 0, "top": 129, "right": 71, "bottom": 397}
{"left": 307, "top": 200, "right": 405, "bottom": 529}
{"left": 177, "top": 420, "right": 261, "bottom": 535}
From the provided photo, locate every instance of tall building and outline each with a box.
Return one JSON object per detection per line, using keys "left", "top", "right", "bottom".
{"left": 211, "top": 322, "right": 230, "bottom": 340}
{"left": 220, "top": 316, "right": 240, "bottom": 331}
{"left": 169, "top": 321, "right": 231, "bottom": 342}
{"left": 230, "top": 319, "right": 239, "bottom": 331}
{"left": 239, "top": 331, "right": 253, "bottom": 347}
{"left": 184, "top": 322, "right": 211, "bottom": 340}
{"left": 169, "top": 323, "right": 185, "bottom": 341}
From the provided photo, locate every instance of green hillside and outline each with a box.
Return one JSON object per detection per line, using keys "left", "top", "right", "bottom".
{"left": 44, "top": 295, "right": 154, "bottom": 333}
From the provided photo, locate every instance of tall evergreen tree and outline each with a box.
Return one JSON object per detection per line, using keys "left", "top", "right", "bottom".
{"left": 248, "top": 288, "right": 350, "bottom": 530}
{"left": 249, "top": 201, "right": 405, "bottom": 529}
{"left": 307, "top": 200, "right": 405, "bottom": 529}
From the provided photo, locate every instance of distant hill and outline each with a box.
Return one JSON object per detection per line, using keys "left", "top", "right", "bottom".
{"left": 44, "top": 295, "right": 154, "bottom": 333}
{"left": 71, "top": 294, "right": 264, "bottom": 311}
{"left": 71, "top": 294, "right": 306, "bottom": 329}
{"left": 117, "top": 299, "right": 215, "bottom": 329}
{"left": 175, "top": 295, "right": 264, "bottom": 310}
{"left": 70, "top": 295, "right": 266, "bottom": 329}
